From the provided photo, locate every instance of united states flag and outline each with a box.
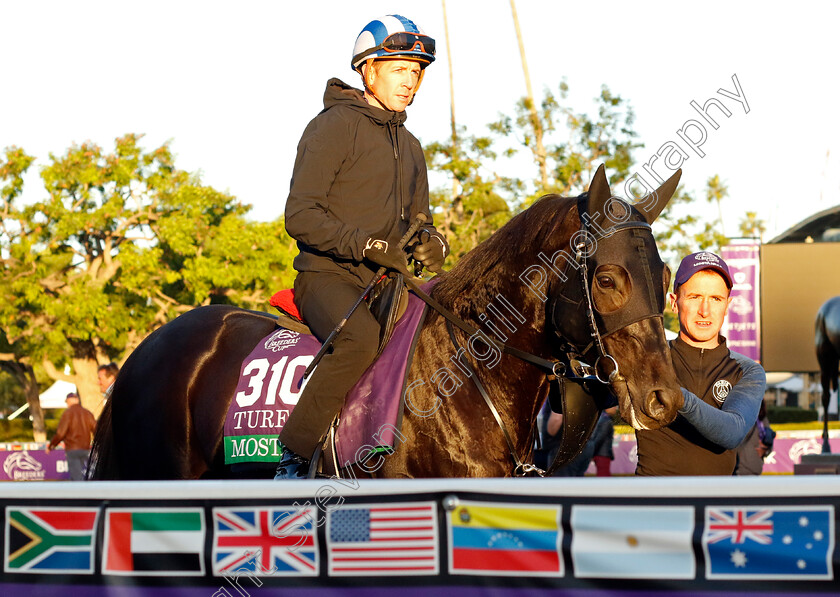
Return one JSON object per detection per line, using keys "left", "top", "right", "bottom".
{"left": 327, "top": 502, "right": 439, "bottom": 576}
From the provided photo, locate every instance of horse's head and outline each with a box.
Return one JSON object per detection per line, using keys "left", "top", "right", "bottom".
{"left": 547, "top": 165, "right": 683, "bottom": 430}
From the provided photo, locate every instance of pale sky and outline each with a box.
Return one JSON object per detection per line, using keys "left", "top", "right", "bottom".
{"left": 2, "top": 1, "right": 839, "bottom": 241}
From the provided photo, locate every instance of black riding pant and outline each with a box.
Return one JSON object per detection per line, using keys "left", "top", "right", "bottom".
{"left": 278, "top": 271, "right": 380, "bottom": 459}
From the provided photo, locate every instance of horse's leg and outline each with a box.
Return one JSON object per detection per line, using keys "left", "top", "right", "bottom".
{"left": 820, "top": 366, "right": 833, "bottom": 453}
{"left": 817, "top": 350, "right": 839, "bottom": 454}
{"left": 817, "top": 306, "right": 838, "bottom": 454}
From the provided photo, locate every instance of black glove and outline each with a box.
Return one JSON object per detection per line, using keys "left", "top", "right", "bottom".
{"left": 363, "top": 237, "right": 411, "bottom": 276}
{"left": 411, "top": 228, "right": 449, "bottom": 273}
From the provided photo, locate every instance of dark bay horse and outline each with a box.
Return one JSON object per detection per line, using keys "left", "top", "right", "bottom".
{"left": 89, "top": 165, "right": 684, "bottom": 479}
{"left": 816, "top": 296, "right": 840, "bottom": 453}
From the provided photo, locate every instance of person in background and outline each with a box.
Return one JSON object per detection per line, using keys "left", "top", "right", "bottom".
{"left": 635, "top": 251, "right": 766, "bottom": 476}
{"left": 97, "top": 362, "right": 119, "bottom": 399}
{"left": 46, "top": 392, "right": 97, "bottom": 481}
{"left": 734, "top": 400, "right": 775, "bottom": 475}
{"left": 591, "top": 406, "right": 617, "bottom": 476}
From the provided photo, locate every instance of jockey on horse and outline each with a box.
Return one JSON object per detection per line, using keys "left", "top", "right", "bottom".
{"left": 275, "top": 15, "right": 448, "bottom": 479}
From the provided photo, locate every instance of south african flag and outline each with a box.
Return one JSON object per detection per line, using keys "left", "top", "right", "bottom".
{"left": 4, "top": 507, "right": 99, "bottom": 574}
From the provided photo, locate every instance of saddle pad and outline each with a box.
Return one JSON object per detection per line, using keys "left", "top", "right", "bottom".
{"left": 223, "top": 290, "right": 428, "bottom": 466}
{"left": 223, "top": 329, "right": 320, "bottom": 464}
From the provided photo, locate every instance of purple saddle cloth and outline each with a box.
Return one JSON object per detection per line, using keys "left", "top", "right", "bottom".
{"left": 223, "top": 290, "right": 428, "bottom": 467}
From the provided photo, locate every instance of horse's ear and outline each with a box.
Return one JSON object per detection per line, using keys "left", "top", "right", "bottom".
{"left": 585, "top": 164, "right": 612, "bottom": 218}
{"left": 635, "top": 169, "right": 682, "bottom": 224}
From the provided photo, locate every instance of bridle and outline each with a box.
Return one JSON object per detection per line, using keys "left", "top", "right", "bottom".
{"left": 550, "top": 195, "right": 665, "bottom": 384}
{"left": 406, "top": 194, "right": 665, "bottom": 476}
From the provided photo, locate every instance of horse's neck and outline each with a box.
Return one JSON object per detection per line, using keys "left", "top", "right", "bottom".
{"left": 429, "top": 198, "right": 578, "bottom": 456}
{"left": 441, "top": 269, "right": 555, "bottom": 452}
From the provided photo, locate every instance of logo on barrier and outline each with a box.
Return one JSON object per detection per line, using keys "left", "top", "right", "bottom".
{"left": 2, "top": 450, "right": 45, "bottom": 481}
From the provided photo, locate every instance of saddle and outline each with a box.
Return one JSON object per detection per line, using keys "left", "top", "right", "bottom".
{"left": 269, "top": 274, "right": 408, "bottom": 356}
{"left": 227, "top": 281, "right": 428, "bottom": 475}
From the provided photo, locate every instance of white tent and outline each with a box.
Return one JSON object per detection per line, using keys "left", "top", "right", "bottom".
{"left": 7, "top": 379, "right": 77, "bottom": 420}
{"left": 769, "top": 375, "right": 822, "bottom": 393}
{"left": 38, "top": 379, "right": 78, "bottom": 409}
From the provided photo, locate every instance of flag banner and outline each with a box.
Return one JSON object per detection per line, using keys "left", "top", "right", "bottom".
{"left": 447, "top": 501, "right": 562, "bottom": 576}
{"left": 3, "top": 479, "right": 840, "bottom": 593}
{"left": 212, "top": 506, "right": 318, "bottom": 577}
{"left": 103, "top": 508, "right": 205, "bottom": 576}
{"left": 4, "top": 507, "right": 98, "bottom": 574}
{"left": 703, "top": 506, "right": 834, "bottom": 580}
{"left": 571, "top": 505, "right": 695, "bottom": 579}
{"left": 326, "top": 502, "right": 438, "bottom": 576}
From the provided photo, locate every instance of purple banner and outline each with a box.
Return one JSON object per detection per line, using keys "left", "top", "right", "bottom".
{"left": 720, "top": 242, "right": 761, "bottom": 362}
{"left": 0, "top": 448, "right": 70, "bottom": 481}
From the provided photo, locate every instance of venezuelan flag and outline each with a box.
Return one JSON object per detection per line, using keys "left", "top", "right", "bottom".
{"left": 448, "top": 502, "right": 562, "bottom": 575}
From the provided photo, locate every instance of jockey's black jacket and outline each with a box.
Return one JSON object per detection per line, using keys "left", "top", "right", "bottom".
{"left": 635, "top": 336, "right": 746, "bottom": 476}
{"left": 285, "top": 78, "right": 435, "bottom": 287}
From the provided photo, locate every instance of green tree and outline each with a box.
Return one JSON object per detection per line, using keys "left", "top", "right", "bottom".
{"left": 426, "top": 83, "right": 642, "bottom": 266}
{"left": 0, "top": 135, "right": 295, "bottom": 416}
{"left": 425, "top": 126, "right": 518, "bottom": 264}
{"left": 0, "top": 368, "right": 26, "bottom": 415}
{"left": 738, "top": 211, "right": 766, "bottom": 241}
{"left": 0, "top": 147, "right": 48, "bottom": 439}
{"left": 490, "top": 83, "right": 642, "bottom": 203}
{"left": 705, "top": 174, "right": 728, "bottom": 235}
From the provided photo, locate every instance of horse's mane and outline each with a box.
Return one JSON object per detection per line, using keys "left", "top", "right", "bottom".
{"left": 432, "top": 194, "right": 579, "bottom": 316}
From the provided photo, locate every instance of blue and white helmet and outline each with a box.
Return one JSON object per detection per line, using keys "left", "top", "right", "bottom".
{"left": 351, "top": 14, "right": 436, "bottom": 73}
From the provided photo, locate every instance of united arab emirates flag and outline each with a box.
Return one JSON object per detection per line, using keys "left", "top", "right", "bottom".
{"left": 103, "top": 508, "right": 205, "bottom": 576}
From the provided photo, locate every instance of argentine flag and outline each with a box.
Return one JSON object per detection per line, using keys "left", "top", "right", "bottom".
{"left": 571, "top": 505, "right": 695, "bottom": 579}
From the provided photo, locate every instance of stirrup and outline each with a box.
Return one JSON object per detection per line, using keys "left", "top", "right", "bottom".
{"left": 273, "top": 449, "right": 310, "bottom": 480}
{"left": 308, "top": 416, "right": 340, "bottom": 479}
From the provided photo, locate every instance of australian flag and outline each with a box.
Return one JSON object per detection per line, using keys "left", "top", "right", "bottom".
{"left": 703, "top": 506, "right": 834, "bottom": 580}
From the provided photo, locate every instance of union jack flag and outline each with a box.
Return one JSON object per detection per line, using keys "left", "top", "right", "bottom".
{"left": 211, "top": 507, "right": 318, "bottom": 577}
{"left": 705, "top": 509, "right": 773, "bottom": 544}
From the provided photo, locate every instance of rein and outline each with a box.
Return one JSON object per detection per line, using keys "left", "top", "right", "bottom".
{"left": 404, "top": 199, "right": 658, "bottom": 477}
{"left": 404, "top": 276, "right": 603, "bottom": 477}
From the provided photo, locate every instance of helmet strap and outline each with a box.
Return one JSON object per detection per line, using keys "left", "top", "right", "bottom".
{"left": 361, "top": 59, "right": 389, "bottom": 111}
{"left": 408, "top": 69, "right": 424, "bottom": 105}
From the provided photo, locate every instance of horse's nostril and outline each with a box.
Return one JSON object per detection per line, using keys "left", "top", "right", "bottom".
{"left": 647, "top": 390, "right": 666, "bottom": 418}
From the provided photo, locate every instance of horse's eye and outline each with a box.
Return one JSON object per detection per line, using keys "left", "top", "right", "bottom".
{"left": 597, "top": 275, "right": 615, "bottom": 289}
